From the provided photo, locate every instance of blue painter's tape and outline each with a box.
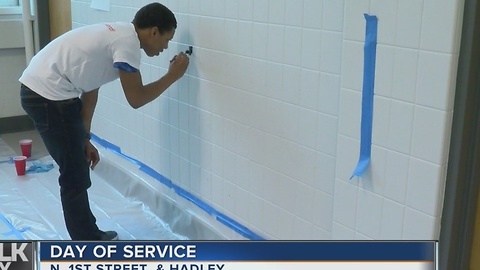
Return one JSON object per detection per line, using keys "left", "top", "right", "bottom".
{"left": 91, "top": 133, "right": 264, "bottom": 240}
{"left": 351, "top": 14, "right": 378, "bottom": 179}
{"left": 0, "top": 214, "right": 25, "bottom": 240}
{"left": 139, "top": 164, "right": 173, "bottom": 188}
{"left": 17, "top": 226, "right": 31, "bottom": 233}
{"left": 91, "top": 134, "right": 145, "bottom": 167}
{"left": 215, "top": 213, "right": 264, "bottom": 240}
{"left": 174, "top": 188, "right": 215, "bottom": 215}
{"left": 91, "top": 134, "right": 121, "bottom": 153}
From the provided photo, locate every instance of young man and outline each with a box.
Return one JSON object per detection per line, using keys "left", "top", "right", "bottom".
{"left": 18, "top": 2, "right": 189, "bottom": 240}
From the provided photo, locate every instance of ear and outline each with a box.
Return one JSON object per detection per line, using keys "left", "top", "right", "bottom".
{"left": 151, "top": 26, "right": 159, "bottom": 37}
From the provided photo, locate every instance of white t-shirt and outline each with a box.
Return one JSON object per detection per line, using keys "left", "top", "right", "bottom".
{"left": 19, "top": 22, "right": 141, "bottom": 100}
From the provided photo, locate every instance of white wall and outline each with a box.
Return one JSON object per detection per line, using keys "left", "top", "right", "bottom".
{"left": 72, "top": 0, "right": 464, "bottom": 240}
{"left": 0, "top": 17, "right": 27, "bottom": 118}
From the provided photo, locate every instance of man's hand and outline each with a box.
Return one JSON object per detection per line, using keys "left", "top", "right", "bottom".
{"left": 168, "top": 52, "right": 189, "bottom": 81}
{"left": 84, "top": 141, "right": 100, "bottom": 170}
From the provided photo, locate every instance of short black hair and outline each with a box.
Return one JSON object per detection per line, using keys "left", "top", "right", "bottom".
{"left": 132, "top": 2, "right": 177, "bottom": 34}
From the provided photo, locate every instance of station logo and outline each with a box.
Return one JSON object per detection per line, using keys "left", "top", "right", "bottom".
{"left": 0, "top": 242, "right": 34, "bottom": 270}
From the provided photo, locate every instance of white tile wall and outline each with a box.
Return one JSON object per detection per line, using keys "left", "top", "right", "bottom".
{"left": 0, "top": 49, "right": 26, "bottom": 118}
{"left": 70, "top": 0, "right": 465, "bottom": 240}
{"left": 380, "top": 199, "right": 405, "bottom": 239}
{"left": 395, "top": 0, "right": 423, "bottom": 49}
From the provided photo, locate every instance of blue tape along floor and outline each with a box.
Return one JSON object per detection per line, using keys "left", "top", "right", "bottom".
{"left": 0, "top": 137, "right": 241, "bottom": 240}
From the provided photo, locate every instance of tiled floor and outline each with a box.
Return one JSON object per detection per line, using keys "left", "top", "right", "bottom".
{"left": 1, "top": 129, "right": 48, "bottom": 159}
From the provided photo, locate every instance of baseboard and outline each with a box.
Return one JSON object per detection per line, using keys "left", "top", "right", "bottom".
{"left": 0, "top": 115, "right": 35, "bottom": 134}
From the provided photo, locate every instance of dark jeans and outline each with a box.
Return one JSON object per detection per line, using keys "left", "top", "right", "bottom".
{"left": 20, "top": 84, "right": 102, "bottom": 240}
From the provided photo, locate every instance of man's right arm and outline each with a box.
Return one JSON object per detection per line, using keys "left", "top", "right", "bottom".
{"left": 119, "top": 52, "right": 189, "bottom": 109}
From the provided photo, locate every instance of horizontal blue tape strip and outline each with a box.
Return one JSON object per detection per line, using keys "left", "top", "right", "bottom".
{"left": 138, "top": 164, "right": 173, "bottom": 188}
{"left": 351, "top": 14, "right": 378, "bottom": 179}
{"left": 91, "top": 133, "right": 264, "bottom": 240}
{"left": 215, "top": 213, "right": 264, "bottom": 240}
{"left": 173, "top": 187, "right": 214, "bottom": 215}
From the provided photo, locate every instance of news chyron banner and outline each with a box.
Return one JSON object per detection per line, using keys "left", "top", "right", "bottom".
{"left": 35, "top": 241, "right": 437, "bottom": 270}
{"left": 0, "top": 242, "right": 35, "bottom": 270}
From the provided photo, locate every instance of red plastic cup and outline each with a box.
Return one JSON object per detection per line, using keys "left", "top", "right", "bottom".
{"left": 13, "top": 156, "right": 27, "bottom": 176}
{"left": 19, "top": 139, "right": 32, "bottom": 158}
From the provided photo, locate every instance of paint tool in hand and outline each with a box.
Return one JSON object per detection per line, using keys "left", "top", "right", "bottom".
{"left": 170, "top": 46, "right": 193, "bottom": 62}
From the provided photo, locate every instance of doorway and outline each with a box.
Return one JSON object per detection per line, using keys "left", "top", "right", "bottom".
{"left": 439, "top": 0, "right": 480, "bottom": 269}
{"left": 48, "top": 0, "right": 71, "bottom": 39}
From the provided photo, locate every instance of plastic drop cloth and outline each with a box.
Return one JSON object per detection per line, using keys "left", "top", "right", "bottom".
{"left": 0, "top": 139, "right": 246, "bottom": 240}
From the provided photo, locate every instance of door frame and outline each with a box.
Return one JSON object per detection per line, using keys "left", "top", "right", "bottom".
{"left": 439, "top": 0, "right": 480, "bottom": 268}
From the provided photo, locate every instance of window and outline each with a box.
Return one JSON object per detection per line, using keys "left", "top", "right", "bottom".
{"left": 0, "top": 0, "right": 21, "bottom": 15}
{"left": 0, "top": 0, "right": 19, "bottom": 7}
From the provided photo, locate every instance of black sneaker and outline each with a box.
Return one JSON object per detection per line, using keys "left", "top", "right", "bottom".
{"left": 99, "top": 230, "right": 118, "bottom": 240}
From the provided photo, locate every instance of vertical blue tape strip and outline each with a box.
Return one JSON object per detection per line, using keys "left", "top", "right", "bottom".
{"left": 351, "top": 14, "right": 378, "bottom": 179}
